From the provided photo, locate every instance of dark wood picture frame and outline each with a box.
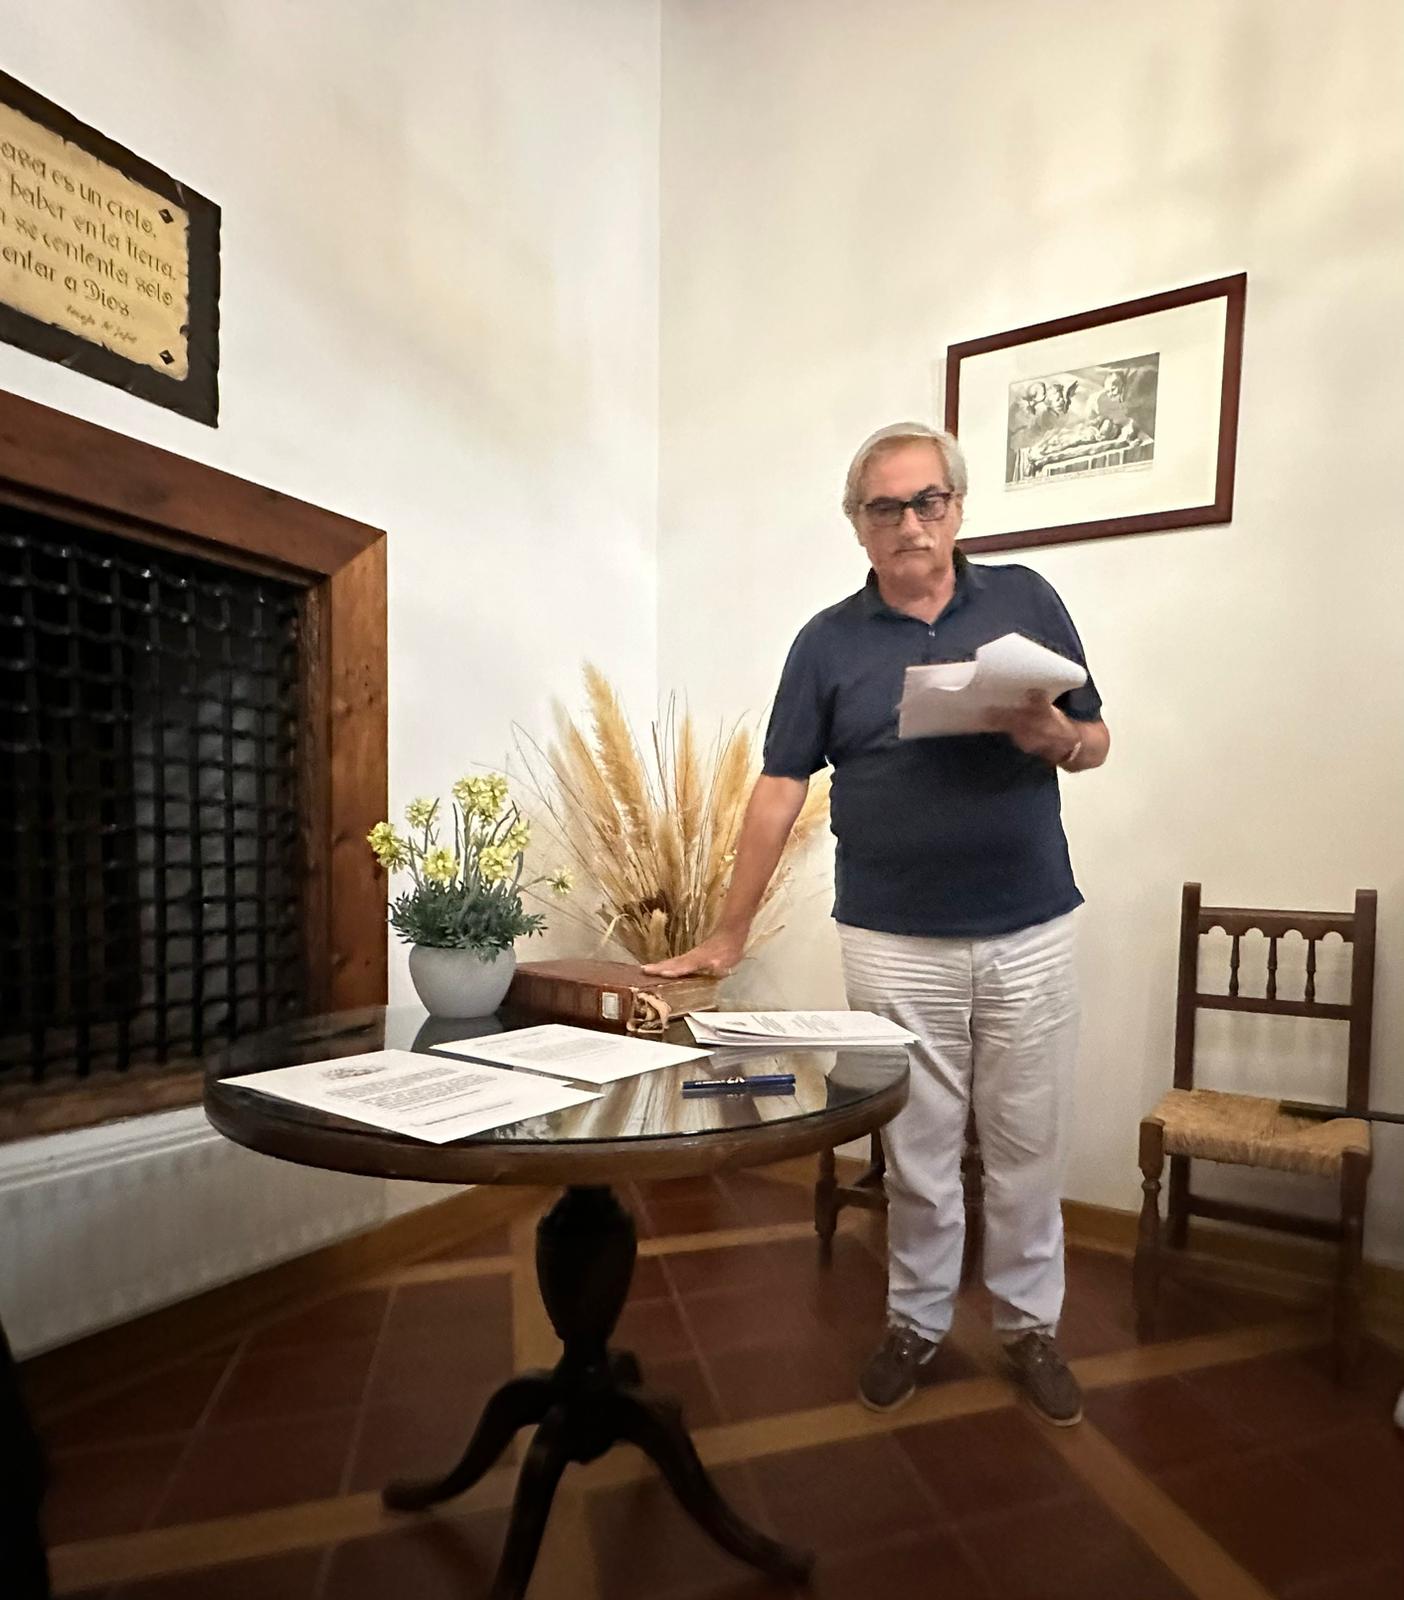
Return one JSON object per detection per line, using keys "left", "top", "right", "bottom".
{"left": 945, "top": 273, "right": 1246, "bottom": 554}
{"left": 0, "top": 388, "right": 386, "bottom": 1137}
{"left": 0, "top": 69, "right": 220, "bottom": 427}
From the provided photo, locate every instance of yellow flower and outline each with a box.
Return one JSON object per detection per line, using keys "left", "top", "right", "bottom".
{"left": 405, "top": 796, "right": 436, "bottom": 830}
{"left": 476, "top": 843, "right": 515, "bottom": 884}
{"left": 366, "top": 821, "right": 410, "bottom": 871}
{"left": 548, "top": 867, "right": 574, "bottom": 897}
{"left": 503, "top": 820, "right": 531, "bottom": 857}
{"left": 422, "top": 848, "right": 460, "bottom": 884}
{"left": 453, "top": 773, "right": 510, "bottom": 822}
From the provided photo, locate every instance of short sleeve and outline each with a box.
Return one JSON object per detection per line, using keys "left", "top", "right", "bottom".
{"left": 762, "top": 621, "right": 833, "bottom": 778}
{"left": 1026, "top": 572, "right": 1103, "bottom": 723}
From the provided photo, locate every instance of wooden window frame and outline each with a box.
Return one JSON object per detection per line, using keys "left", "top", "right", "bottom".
{"left": 0, "top": 387, "right": 386, "bottom": 1137}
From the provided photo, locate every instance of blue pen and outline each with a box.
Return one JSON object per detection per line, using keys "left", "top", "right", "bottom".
{"left": 681, "top": 1073, "right": 796, "bottom": 1094}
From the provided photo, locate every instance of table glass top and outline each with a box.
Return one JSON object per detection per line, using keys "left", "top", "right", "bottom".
{"left": 207, "top": 1006, "right": 910, "bottom": 1150}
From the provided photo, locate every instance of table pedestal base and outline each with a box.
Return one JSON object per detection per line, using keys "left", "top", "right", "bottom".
{"left": 382, "top": 1185, "right": 812, "bottom": 1599}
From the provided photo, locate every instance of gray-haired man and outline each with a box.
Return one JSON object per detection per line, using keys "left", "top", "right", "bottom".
{"left": 646, "top": 423, "right": 1109, "bottom": 1423}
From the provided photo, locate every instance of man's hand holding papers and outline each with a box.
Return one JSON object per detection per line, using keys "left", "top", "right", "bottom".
{"left": 897, "top": 632, "right": 1087, "bottom": 740}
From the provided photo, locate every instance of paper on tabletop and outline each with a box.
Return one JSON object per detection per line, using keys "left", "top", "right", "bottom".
{"left": 432, "top": 1023, "right": 709, "bottom": 1085}
{"left": 222, "top": 1049, "right": 599, "bottom": 1144}
{"left": 686, "top": 1011, "right": 917, "bottom": 1048}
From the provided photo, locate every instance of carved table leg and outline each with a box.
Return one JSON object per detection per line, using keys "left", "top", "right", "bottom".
{"left": 487, "top": 1408, "right": 570, "bottom": 1600}
{"left": 382, "top": 1373, "right": 554, "bottom": 1510}
{"left": 384, "top": 1184, "right": 812, "bottom": 1599}
{"left": 614, "top": 1388, "right": 813, "bottom": 1581}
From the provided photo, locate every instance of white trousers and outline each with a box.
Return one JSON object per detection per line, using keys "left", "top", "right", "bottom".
{"left": 838, "top": 913, "right": 1080, "bottom": 1343}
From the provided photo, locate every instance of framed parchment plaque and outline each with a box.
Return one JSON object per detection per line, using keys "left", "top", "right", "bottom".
{"left": 0, "top": 70, "right": 219, "bottom": 425}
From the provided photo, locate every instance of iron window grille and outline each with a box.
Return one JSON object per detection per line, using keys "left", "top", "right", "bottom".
{"left": 0, "top": 509, "right": 306, "bottom": 1087}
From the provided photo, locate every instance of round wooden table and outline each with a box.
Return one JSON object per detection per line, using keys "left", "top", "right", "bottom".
{"left": 206, "top": 1006, "right": 909, "bottom": 1600}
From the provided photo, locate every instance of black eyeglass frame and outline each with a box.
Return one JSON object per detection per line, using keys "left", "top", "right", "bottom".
{"left": 858, "top": 488, "right": 959, "bottom": 528}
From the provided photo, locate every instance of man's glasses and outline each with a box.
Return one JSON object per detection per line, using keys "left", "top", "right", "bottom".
{"left": 860, "top": 489, "right": 957, "bottom": 528}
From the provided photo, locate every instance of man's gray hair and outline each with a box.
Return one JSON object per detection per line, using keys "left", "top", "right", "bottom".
{"left": 842, "top": 422, "right": 969, "bottom": 521}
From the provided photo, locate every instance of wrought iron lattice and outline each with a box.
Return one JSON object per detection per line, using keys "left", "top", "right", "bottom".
{"left": 0, "top": 509, "right": 306, "bottom": 1087}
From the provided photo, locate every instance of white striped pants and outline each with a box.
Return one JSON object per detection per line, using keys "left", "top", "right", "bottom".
{"left": 838, "top": 913, "right": 1080, "bottom": 1342}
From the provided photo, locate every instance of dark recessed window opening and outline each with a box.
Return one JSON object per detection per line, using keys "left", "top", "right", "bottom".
{"left": 0, "top": 509, "right": 306, "bottom": 1088}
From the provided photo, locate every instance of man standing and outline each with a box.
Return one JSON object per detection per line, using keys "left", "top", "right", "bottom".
{"left": 644, "top": 422, "right": 1109, "bottom": 1425}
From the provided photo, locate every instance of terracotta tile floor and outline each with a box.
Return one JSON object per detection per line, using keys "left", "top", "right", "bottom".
{"left": 24, "top": 1165, "right": 1404, "bottom": 1600}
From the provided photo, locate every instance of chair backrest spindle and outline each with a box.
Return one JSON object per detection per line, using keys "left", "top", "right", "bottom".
{"left": 1176, "top": 883, "right": 1377, "bottom": 1107}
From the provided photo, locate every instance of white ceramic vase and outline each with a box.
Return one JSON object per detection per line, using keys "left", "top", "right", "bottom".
{"left": 408, "top": 944, "right": 516, "bottom": 1019}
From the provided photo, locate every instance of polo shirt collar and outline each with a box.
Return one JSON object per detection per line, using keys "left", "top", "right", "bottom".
{"left": 859, "top": 548, "right": 980, "bottom": 620}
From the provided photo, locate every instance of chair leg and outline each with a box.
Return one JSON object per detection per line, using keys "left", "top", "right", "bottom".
{"left": 1167, "top": 1154, "right": 1191, "bottom": 1249}
{"left": 868, "top": 1131, "right": 886, "bottom": 1185}
{"left": 814, "top": 1146, "right": 838, "bottom": 1265}
{"left": 959, "top": 1130, "right": 984, "bottom": 1288}
{"left": 1134, "top": 1120, "right": 1165, "bottom": 1341}
{"left": 1334, "top": 1149, "right": 1369, "bottom": 1382}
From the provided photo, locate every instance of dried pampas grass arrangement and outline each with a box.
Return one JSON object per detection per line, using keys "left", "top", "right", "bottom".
{"left": 513, "top": 665, "right": 830, "bottom": 964}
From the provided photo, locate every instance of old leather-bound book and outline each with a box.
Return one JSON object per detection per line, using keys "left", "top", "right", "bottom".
{"left": 505, "top": 958, "right": 719, "bottom": 1035}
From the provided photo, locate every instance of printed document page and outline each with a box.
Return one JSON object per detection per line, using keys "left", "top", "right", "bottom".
{"left": 222, "top": 1049, "right": 600, "bottom": 1144}
{"left": 432, "top": 1023, "right": 709, "bottom": 1085}
{"left": 687, "top": 1011, "right": 917, "bottom": 1048}
{"left": 897, "top": 632, "right": 1087, "bottom": 739}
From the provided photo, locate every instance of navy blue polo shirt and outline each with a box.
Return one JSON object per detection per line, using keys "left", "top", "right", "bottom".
{"left": 762, "top": 557, "right": 1102, "bottom": 939}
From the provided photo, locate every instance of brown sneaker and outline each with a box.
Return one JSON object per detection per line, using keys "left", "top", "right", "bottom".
{"left": 858, "top": 1324, "right": 941, "bottom": 1412}
{"left": 1002, "top": 1331, "right": 1083, "bottom": 1426}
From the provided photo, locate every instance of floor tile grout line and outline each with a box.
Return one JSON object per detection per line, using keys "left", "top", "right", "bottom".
{"left": 1041, "top": 1420, "right": 1279, "bottom": 1600}
{"left": 660, "top": 1253, "right": 735, "bottom": 1428}
{"left": 1075, "top": 1315, "right": 1323, "bottom": 1390}
{"left": 867, "top": 1373, "right": 1007, "bottom": 1600}
{"left": 137, "top": 1216, "right": 866, "bottom": 1317}
{"left": 30, "top": 1207, "right": 537, "bottom": 1431}
{"left": 311, "top": 1541, "right": 335, "bottom": 1600}
{"left": 532, "top": 1481, "right": 604, "bottom": 1600}
{"left": 333, "top": 1279, "right": 399, "bottom": 1501}
{"left": 46, "top": 1481, "right": 520, "bottom": 1594}
{"left": 35, "top": 1300, "right": 363, "bottom": 1434}
{"left": 136, "top": 1324, "right": 250, "bottom": 1536}
{"left": 636, "top": 1219, "right": 817, "bottom": 1257}
{"left": 35, "top": 1336, "right": 250, "bottom": 1430}
{"left": 360, "top": 1254, "right": 515, "bottom": 1288}
{"left": 42, "top": 1313, "right": 1346, "bottom": 1594}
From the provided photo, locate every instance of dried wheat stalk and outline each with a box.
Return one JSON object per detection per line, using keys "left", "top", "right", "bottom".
{"left": 512, "top": 665, "right": 831, "bottom": 962}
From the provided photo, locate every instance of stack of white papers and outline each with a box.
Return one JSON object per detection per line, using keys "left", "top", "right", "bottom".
{"left": 222, "top": 1049, "right": 600, "bottom": 1144}
{"left": 686, "top": 1011, "right": 917, "bottom": 1048}
{"left": 897, "top": 632, "right": 1086, "bottom": 739}
{"left": 432, "top": 1023, "right": 708, "bottom": 1085}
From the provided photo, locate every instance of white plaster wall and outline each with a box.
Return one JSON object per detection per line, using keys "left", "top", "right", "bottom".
{"left": 0, "top": 0, "right": 661, "bottom": 1351}
{"left": 1, "top": 5, "right": 662, "bottom": 961}
{"left": 658, "top": 0, "right": 1404, "bottom": 1264}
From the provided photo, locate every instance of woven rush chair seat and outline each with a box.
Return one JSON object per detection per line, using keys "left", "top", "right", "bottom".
{"left": 1134, "top": 884, "right": 1378, "bottom": 1377}
{"left": 1149, "top": 1088, "right": 1370, "bottom": 1179}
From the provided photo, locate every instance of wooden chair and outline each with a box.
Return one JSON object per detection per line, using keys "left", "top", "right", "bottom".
{"left": 815, "top": 1114, "right": 984, "bottom": 1287}
{"left": 1135, "top": 883, "right": 1376, "bottom": 1375}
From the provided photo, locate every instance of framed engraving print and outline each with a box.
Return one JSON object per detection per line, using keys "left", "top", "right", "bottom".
{"left": 0, "top": 69, "right": 219, "bottom": 425}
{"left": 945, "top": 273, "right": 1245, "bottom": 553}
